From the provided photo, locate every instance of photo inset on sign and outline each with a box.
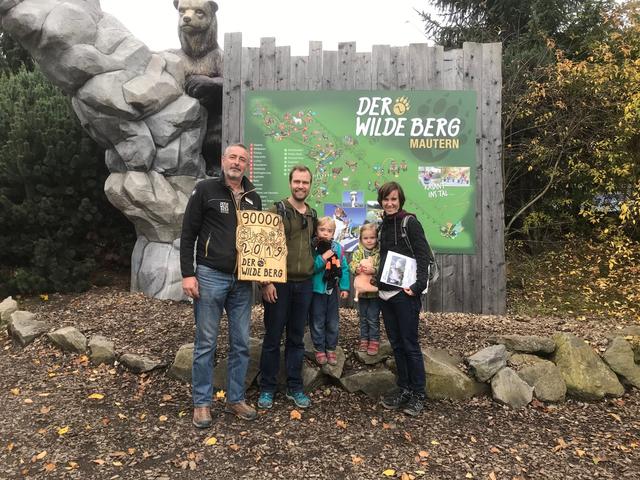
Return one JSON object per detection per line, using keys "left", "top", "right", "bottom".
{"left": 324, "top": 204, "right": 367, "bottom": 252}
{"left": 365, "top": 200, "right": 383, "bottom": 225}
{"left": 441, "top": 167, "right": 471, "bottom": 186}
{"left": 343, "top": 190, "right": 364, "bottom": 208}
{"left": 418, "top": 166, "right": 442, "bottom": 189}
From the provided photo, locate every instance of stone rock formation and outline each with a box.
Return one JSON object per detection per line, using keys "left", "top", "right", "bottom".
{"left": 0, "top": 0, "right": 225, "bottom": 300}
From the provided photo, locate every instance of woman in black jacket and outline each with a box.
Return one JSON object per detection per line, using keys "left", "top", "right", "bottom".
{"left": 376, "top": 181, "right": 430, "bottom": 416}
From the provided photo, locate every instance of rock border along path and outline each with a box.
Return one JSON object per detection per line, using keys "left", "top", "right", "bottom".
{"left": 4, "top": 296, "right": 639, "bottom": 409}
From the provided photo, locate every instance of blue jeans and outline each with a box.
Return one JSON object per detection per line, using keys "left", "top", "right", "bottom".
{"left": 358, "top": 297, "right": 380, "bottom": 341}
{"left": 192, "top": 265, "right": 252, "bottom": 406}
{"left": 380, "top": 291, "right": 426, "bottom": 393}
{"left": 309, "top": 290, "right": 340, "bottom": 351}
{"left": 259, "top": 279, "right": 313, "bottom": 393}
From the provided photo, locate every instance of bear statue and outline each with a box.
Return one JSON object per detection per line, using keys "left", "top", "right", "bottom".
{"left": 172, "top": 0, "right": 223, "bottom": 176}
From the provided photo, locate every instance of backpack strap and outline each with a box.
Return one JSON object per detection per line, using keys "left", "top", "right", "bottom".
{"left": 400, "top": 215, "right": 414, "bottom": 255}
{"left": 401, "top": 215, "right": 439, "bottom": 284}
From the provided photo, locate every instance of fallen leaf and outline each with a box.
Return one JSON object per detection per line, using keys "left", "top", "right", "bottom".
{"left": 178, "top": 411, "right": 187, "bottom": 418}
{"left": 401, "top": 473, "right": 415, "bottom": 480}
{"left": 7, "top": 442, "right": 14, "bottom": 452}
{"left": 57, "top": 426, "right": 70, "bottom": 436}
{"left": 575, "top": 449, "right": 586, "bottom": 457}
{"left": 35, "top": 451, "right": 47, "bottom": 461}
{"left": 162, "top": 394, "right": 172, "bottom": 401}
{"left": 117, "top": 413, "right": 127, "bottom": 420}
{"left": 553, "top": 438, "right": 569, "bottom": 452}
{"left": 351, "top": 455, "right": 364, "bottom": 465}
{"left": 430, "top": 440, "right": 440, "bottom": 445}
{"left": 67, "top": 461, "right": 79, "bottom": 469}
{"left": 91, "top": 459, "right": 105, "bottom": 465}
{"left": 404, "top": 431, "right": 412, "bottom": 442}
{"left": 215, "top": 390, "right": 226, "bottom": 400}
{"left": 23, "top": 398, "right": 33, "bottom": 404}
{"left": 371, "top": 418, "right": 378, "bottom": 426}
{"left": 383, "top": 469, "right": 396, "bottom": 476}
{"left": 10, "top": 388, "right": 19, "bottom": 396}
{"left": 39, "top": 406, "right": 51, "bottom": 414}
{"left": 608, "top": 413, "right": 622, "bottom": 423}
{"left": 470, "top": 436, "right": 477, "bottom": 443}
{"left": 204, "top": 437, "right": 217, "bottom": 446}
{"left": 418, "top": 450, "right": 429, "bottom": 458}
{"left": 229, "top": 444, "right": 241, "bottom": 451}
{"left": 336, "top": 419, "right": 347, "bottom": 429}
{"left": 465, "top": 474, "right": 473, "bottom": 479}
{"left": 87, "top": 393, "right": 104, "bottom": 400}
{"left": 490, "top": 447, "right": 500, "bottom": 454}
{"left": 43, "top": 463, "right": 56, "bottom": 472}
{"left": 159, "top": 415, "right": 168, "bottom": 422}
{"left": 489, "top": 472, "right": 497, "bottom": 480}
{"left": 382, "top": 423, "right": 393, "bottom": 429}
{"left": 127, "top": 448, "right": 136, "bottom": 455}
{"left": 112, "top": 461, "right": 123, "bottom": 467}
{"left": 290, "top": 410, "right": 302, "bottom": 420}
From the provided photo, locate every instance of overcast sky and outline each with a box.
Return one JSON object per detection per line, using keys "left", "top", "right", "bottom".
{"left": 100, "top": 0, "right": 434, "bottom": 55}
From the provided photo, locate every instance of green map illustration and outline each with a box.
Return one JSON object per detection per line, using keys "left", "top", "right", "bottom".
{"left": 244, "top": 90, "right": 477, "bottom": 254}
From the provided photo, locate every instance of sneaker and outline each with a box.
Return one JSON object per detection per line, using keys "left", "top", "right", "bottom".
{"left": 402, "top": 392, "right": 425, "bottom": 416}
{"left": 224, "top": 401, "right": 257, "bottom": 421}
{"left": 286, "top": 390, "right": 311, "bottom": 409}
{"left": 192, "top": 406, "right": 212, "bottom": 429}
{"left": 358, "top": 339, "right": 368, "bottom": 352}
{"left": 314, "top": 350, "right": 327, "bottom": 365}
{"left": 367, "top": 340, "right": 380, "bottom": 356}
{"left": 326, "top": 350, "right": 338, "bottom": 366}
{"left": 257, "top": 391, "right": 274, "bottom": 410}
{"left": 381, "top": 388, "right": 412, "bottom": 410}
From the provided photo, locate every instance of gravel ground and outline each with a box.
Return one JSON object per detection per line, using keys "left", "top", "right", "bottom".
{"left": 1, "top": 281, "right": 638, "bottom": 479}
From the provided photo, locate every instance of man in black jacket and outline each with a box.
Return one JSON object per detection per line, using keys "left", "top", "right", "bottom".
{"left": 180, "top": 143, "right": 262, "bottom": 427}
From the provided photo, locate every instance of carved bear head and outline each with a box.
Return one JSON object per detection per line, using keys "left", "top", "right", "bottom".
{"left": 173, "top": 0, "right": 219, "bottom": 57}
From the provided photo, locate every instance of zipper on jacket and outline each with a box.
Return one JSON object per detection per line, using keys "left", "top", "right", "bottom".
{"left": 205, "top": 234, "right": 211, "bottom": 258}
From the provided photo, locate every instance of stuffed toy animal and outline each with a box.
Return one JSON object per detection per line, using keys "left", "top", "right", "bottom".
{"left": 314, "top": 238, "right": 342, "bottom": 286}
{"left": 353, "top": 256, "right": 378, "bottom": 301}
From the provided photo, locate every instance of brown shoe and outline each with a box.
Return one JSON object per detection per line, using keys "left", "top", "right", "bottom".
{"left": 225, "top": 401, "right": 257, "bottom": 421}
{"left": 358, "top": 339, "right": 368, "bottom": 352}
{"left": 192, "top": 406, "right": 212, "bottom": 429}
{"left": 326, "top": 350, "right": 338, "bottom": 366}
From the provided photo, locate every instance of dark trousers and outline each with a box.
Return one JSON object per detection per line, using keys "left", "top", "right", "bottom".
{"left": 309, "top": 290, "right": 340, "bottom": 351}
{"left": 259, "top": 278, "right": 313, "bottom": 393}
{"left": 358, "top": 296, "right": 381, "bottom": 341}
{"left": 380, "top": 291, "right": 426, "bottom": 393}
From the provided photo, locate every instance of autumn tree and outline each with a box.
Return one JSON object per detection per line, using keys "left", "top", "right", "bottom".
{"left": 518, "top": 3, "right": 640, "bottom": 263}
{"left": 419, "top": 0, "right": 625, "bottom": 250}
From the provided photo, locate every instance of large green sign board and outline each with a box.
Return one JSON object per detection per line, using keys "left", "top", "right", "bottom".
{"left": 244, "top": 90, "right": 477, "bottom": 254}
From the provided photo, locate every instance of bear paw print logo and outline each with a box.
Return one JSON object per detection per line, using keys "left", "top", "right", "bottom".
{"left": 393, "top": 96, "right": 411, "bottom": 116}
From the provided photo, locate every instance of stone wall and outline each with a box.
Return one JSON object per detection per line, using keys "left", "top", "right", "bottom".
{"left": 4, "top": 297, "right": 639, "bottom": 408}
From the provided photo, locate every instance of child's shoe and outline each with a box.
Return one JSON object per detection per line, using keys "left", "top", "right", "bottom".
{"left": 358, "top": 339, "right": 368, "bottom": 352}
{"left": 367, "top": 340, "right": 379, "bottom": 356}
{"left": 314, "top": 350, "right": 327, "bottom": 365}
{"left": 326, "top": 350, "right": 338, "bottom": 366}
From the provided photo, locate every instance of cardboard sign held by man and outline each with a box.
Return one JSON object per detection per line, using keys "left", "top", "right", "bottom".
{"left": 236, "top": 211, "right": 288, "bottom": 283}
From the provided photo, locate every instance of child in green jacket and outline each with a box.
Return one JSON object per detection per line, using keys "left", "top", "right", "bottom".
{"left": 349, "top": 223, "right": 381, "bottom": 355}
